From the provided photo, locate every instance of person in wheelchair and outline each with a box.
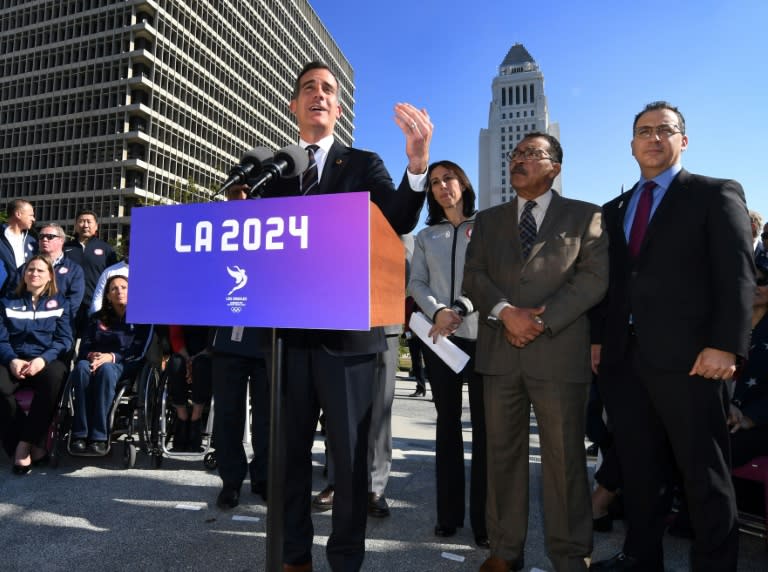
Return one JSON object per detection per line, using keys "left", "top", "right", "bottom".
{"left": 69, "top": 275, "right": 152, "bottom": 455}
{"left": 0, "top": 255, "right": 72, "bottom": 474}
{"left": 165, "top": 325, "right": 212, "bottom": 452}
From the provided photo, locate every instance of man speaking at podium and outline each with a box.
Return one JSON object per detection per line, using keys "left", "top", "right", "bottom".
{"left": 261, "top": 61, "right": 432, "bottom": 572}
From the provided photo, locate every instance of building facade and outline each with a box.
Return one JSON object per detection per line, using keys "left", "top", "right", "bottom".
{"left": 478, "top": 43, "right": 559, "bottom": 210}
{"left": 0, "top": 0, "right": 353, "bottom": 242}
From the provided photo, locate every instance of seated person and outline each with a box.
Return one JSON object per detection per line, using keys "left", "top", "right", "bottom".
{"left": 0, "top": 255, "right": 72, "bottom": 474}
{"left": 165, "top": 325, "right": 213, "bottom": 451}
{"left": 728, "top": 253, "right": 768, "bottom": 466}
{"left": 69, "top": 275, "right": 152, "bottom": 455}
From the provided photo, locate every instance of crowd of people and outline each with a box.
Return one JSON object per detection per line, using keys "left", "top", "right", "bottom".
{"left": 0, "top": 59, "right": 765, "bottom": 572}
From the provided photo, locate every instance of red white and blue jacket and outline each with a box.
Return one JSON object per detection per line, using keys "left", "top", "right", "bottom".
{"left": 0, "top": 292, "right": 72, "bottom": 366}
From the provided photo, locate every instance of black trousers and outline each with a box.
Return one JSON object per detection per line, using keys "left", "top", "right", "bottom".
{"left": 211, "top": 354, "right": 269, "bottom": 488}
{"left": 0, "top": 360, "right": 68, "bottom": 457}
{"left": 281, "top": 341, "right": 374, "bottom": 572}
{"left": 421, "top": 337, "right": 487, "bottom": 536}
{"left": 599, "top": 339, "right": 738, "bottom": 571}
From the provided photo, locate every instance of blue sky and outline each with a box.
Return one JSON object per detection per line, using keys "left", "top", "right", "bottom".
{"left": 310, "top": 0, "right": 768, "bottom": 231}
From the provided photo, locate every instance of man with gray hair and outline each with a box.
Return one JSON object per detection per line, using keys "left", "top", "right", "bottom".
{"left": 38, "top": 223, "right": 85, "bottom": 334}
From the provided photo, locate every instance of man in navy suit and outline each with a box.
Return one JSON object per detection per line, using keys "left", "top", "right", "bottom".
{"left": 262, "top": 61, "right": 431, "bottom": 572}
{"left": 590, "top": 102, "right": 754, "bottom": 571}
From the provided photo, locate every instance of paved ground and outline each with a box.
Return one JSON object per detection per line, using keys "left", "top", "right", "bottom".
{"left": 1, "top": 374, "right": 765, "bottom": 571}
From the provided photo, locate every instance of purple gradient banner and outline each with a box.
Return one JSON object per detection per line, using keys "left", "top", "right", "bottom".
{"left": 127, "top": 193, "right": 372, "bottom": 330}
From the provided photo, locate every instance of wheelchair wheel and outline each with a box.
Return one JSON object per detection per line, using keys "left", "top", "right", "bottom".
{"left": 203, "top": 451, "right": 217, "bottom": 470}
{"left": 123, "top": 441, "right": 137, "bottom": 469}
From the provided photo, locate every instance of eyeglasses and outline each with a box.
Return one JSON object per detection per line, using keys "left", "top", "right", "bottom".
{"left": 633, "top": 125, "right": 683, "bottom": 139}
{"left": 761, "top": 232, "right": 768, "bottom": 240}
{"left": 507, "top": 148, "right": 554, "bottom": 162}
{"left": 757, "top": 277, "right": 768, "bottom": 287}
{"left": 38, "top": 233, "right": 62, "bottom": 240}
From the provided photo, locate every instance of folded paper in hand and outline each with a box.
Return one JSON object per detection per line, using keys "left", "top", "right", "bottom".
{"left": 409, "top": 312, "right": 470, "bottom": 374}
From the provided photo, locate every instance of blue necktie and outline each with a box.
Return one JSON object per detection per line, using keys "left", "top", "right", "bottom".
{"left": 519, "top": 200, "right": 537, "bottom": 259}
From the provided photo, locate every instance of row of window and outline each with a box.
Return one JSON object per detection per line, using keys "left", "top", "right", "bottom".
{"left": 0, "top": 138, "right": 124, "bottom": 173}
{"left": 501, "top": 83, "right": 536, "bottom": 106}
{"left": 0, "top": 89, "right": 127, "bottom": 125}
{"left": 0, "top": 9, "right": 131, "bottom": 51}
{"left": 500, "top": 110, "right": 536, "bottom": 125}
{"left": 0, "top": 61, "right": 131, "bottom": 103}
{"left": 0, "top": 168, "right": 122, "bottom": 199}
{"left": 1, "top": 33, "right": 132, "bottom": 77}
{"left": 0, "top": 113, "right": 125, "bottom": 150}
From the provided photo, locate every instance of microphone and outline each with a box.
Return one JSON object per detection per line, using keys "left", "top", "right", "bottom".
{"left": 247, "top": 144, "right": 309, "bottom": 197}
{"left": 217, "top": 146, "right": 273, "bottom": 195}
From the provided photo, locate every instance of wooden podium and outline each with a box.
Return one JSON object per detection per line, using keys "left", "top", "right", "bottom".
{"left": 128, "top": 193, "right": 406, "bottom": 570}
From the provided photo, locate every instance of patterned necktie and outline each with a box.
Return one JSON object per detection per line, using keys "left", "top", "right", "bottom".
{"left": 519, "top": 200, "right": 537, "bottom": 260}
{"left": 301, "top": 145, "right": 319, "bottom": 195}
{"left": 627, "top": 181, "right": 656, "bottom": 258}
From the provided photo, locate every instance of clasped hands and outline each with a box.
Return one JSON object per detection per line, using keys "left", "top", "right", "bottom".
{"left": 9, "top": 357, "right": 46, "bottom": 379}
{"left": 500, "top": 305, "right": 546, "bottom": 348}
{"left": 87, "top": 351, "right": 115, "bottom": 373}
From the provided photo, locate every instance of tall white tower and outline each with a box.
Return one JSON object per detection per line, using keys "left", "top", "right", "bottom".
{"left": 478, "top": 43, "right": 560, "bottom": 210}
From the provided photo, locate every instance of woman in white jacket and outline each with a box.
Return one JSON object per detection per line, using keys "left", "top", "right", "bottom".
{"left": 408, "top": 160, "right": 488, "bottom": 548}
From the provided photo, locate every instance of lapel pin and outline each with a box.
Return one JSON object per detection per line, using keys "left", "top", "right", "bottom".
{"left": 335, "top": 159, "right": 343, "bottom": 165}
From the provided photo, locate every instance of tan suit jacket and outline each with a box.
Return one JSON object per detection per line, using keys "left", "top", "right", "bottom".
{"left": 463, "top": 192, "right": 608, "bottom": 383}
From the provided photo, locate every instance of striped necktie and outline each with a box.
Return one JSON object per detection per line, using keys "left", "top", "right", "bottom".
{"left": 301, "top": 145, "right": 319, "bottom": 195}
{"left": 519, "top": 200, "right": 537, "bottom": 259}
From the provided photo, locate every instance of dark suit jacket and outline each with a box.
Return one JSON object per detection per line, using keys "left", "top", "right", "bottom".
{"left": 463, "top": 192, "right": 608, "bottom": 383}
{"left": 597, "top": 169, "right": 754, "bottom": 371}
{"left": 261, "top": 140, "right": 425, "bottom": 355}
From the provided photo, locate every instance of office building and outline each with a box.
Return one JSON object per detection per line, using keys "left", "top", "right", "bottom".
{"left": 0, "top": 0, "right": 353, "bottom": 241}
{"left": 478, "top": 43, "right": 560, "bottom": 209}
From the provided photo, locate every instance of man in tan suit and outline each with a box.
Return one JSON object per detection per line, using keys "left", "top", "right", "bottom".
{"left": 463, "top": 133, "right": 608, "bottom": 572}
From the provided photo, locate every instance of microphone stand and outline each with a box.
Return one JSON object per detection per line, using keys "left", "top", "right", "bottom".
{"left": 265, "top": 328, "right": 285, "bottom": 571}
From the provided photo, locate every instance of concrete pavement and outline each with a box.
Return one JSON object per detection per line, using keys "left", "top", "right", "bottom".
{"left": 1, "top": 374, "right": 765, "bottom": 571}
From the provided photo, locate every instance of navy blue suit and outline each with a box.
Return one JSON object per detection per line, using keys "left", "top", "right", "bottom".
{"left": 262, "top": 141, "right": 424, "bottom": 571}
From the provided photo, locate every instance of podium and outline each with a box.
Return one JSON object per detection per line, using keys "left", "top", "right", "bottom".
{"left": 129, "top": 193, "right": 405, "bottom": 570}
{"left": 128, "top": 192, "right": 404, "bottom": 329}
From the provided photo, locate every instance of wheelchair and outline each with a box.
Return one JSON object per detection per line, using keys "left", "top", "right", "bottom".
{"left": 151, "top": 360, "right": 215, "bottom": 469}
{"left": 48, "top": 344, "right": 164, "bottom": 469}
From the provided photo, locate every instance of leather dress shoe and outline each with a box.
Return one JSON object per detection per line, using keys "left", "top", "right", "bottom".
{"left": 475, "top": 534, "right": 490, "bottom": 548}
{"left": 592, "top": 513, "right": 613, "bottom": 532}
{"left": 312, "top": 485, "right": 334, "bottom": 510}
{"left": 434, "top": 524, "right": 457, "bottom": 537}
{"left": 12, "top": 463, "right": 32, "bottom": 475}
{"left": 216, "top": 486, "right": 240, "bottom": 509}
{"left": 71, "top": 439, "right": 87, "bottom": 454}
{"left": 368, "top": 492, "right": 390, "bottom": 517}
{"left": 88, "top": 441, "right": 108, "bottom": 455}
{"left": 479, "top": 556, "right": 524, "bottom": 571}
{"left": 589, "top": 552, "right": 641, "bottom": 571}
{"left": 251, "top": 480, "right": 267, "bottom": 502}
{"left": 409, "top": 387, "right": 426, "bottom": 397}
{"left": 283, "top": 562, "right": 312, "bottom": 572}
